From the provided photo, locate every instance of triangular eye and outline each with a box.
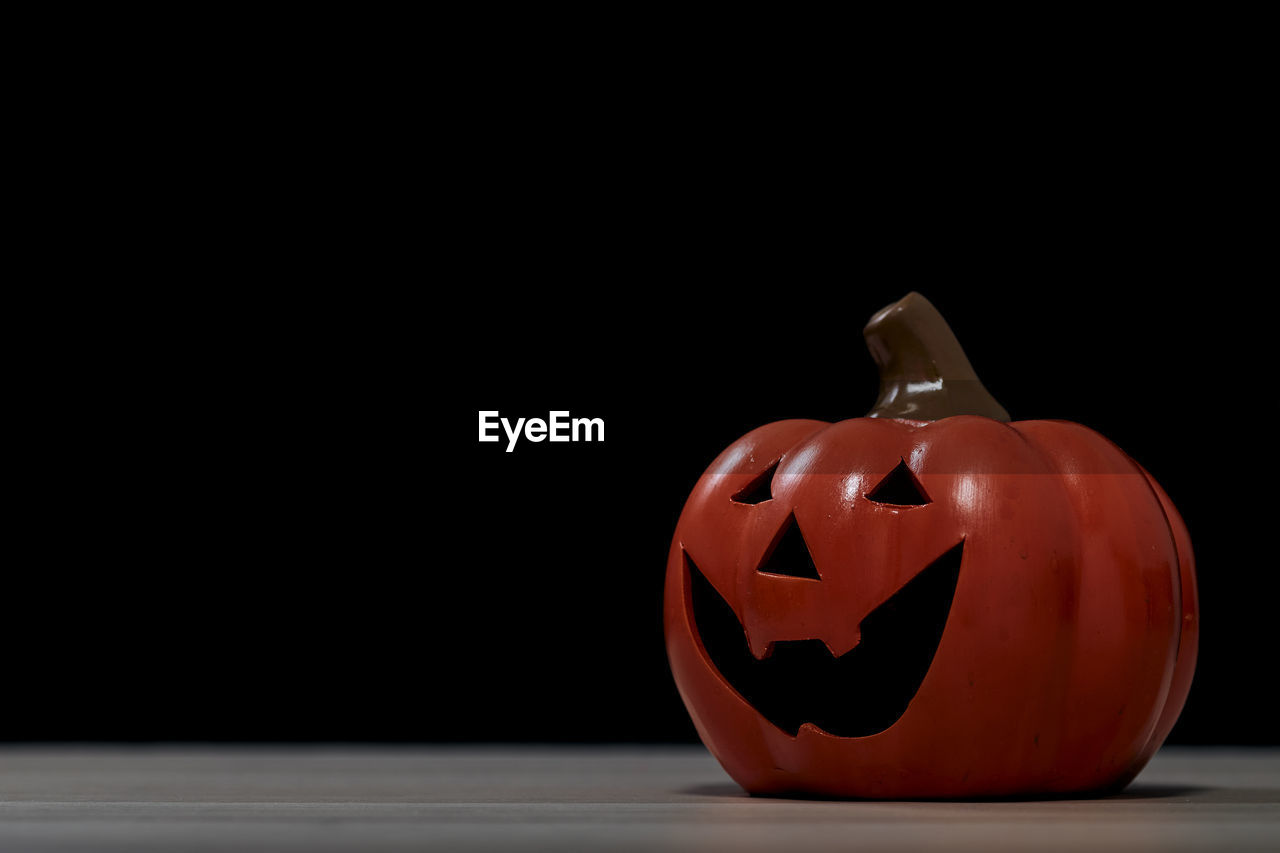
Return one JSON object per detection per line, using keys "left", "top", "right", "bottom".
{"left": 757, "top": 514, "right": 821, "bottom": 579}
{"left": 867, "top": 460, "right": 931, "bottom": 506}
{"left": 731, "top": 460, "right": 779, "bottom": 505}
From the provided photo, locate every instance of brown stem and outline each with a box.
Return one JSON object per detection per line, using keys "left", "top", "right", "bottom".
{"left": 863, "top": 292, "right": 1010, "bottom": 421}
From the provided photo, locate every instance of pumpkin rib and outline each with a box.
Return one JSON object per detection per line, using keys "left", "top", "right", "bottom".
{"left": 1120, "top": 465, "right": 1198, "bottom": 787}
{"left": 998, "top": 419, "right": 1182, "bottom": 790}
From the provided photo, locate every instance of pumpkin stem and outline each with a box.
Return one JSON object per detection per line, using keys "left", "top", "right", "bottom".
{"left": 863, "top": 292, "right": 1010, "bottom": 422}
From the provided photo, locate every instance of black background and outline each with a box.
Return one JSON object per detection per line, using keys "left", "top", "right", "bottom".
{"left": 6, "top": 79, "right": 1273, "bottom": 744}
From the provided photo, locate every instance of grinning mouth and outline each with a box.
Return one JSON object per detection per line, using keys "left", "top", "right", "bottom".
{"left": 686, "top": 541, "right": 964, "bottom": 737}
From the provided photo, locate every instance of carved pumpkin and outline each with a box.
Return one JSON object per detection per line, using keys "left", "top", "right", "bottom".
{"left": 664, "top": 293, "right": 1197, "bottom": 799}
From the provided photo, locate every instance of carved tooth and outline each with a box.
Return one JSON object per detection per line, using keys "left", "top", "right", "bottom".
{"left": 750, "top": 637, "right": 775, "bottom": 661}
{"left": 822, "top": 630, "right": 861, "bottom": 659}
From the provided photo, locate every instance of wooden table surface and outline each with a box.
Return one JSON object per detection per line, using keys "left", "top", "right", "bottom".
{"left": 1, "top": 746, "right": 1277, "bottom": 851}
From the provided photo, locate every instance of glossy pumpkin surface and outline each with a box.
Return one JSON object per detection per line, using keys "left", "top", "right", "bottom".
{"left": 663, "top": 294, "right": 1197, "bottom": 799}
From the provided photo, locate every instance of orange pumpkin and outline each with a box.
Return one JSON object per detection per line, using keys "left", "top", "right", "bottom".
{"left": 664, "top": 293, "right": 1197, "bottom": 798}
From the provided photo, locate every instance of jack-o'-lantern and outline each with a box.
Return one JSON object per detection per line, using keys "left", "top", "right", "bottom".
{"left": 664, "top": 293, "right": 1197, "bottom": 799}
